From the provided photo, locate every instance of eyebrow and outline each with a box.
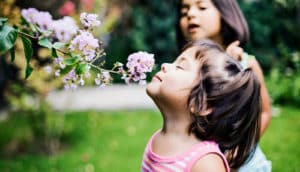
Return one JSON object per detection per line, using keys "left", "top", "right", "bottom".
{"left": 176, "top": 56, "right": 192, "bottom": 68}
{"left": 182, "top": 0, "right": 205, "bottom": 7}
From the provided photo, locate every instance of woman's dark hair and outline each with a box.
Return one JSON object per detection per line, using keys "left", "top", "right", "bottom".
{"left": 185, "top": 40, "right": 261, "bottom": 169}
{"left": 176, "top": 0, "right": 249, "bottom": 49}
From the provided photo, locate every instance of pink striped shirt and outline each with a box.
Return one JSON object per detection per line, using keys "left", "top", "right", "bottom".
{"left": 141, "top": 131, "right": 230, "bottom": 172}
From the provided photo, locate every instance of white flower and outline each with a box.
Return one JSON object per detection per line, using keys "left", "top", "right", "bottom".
{"left": 51, "top": 16, "right": 78, "bottom": 43}
{"left": 80, "top": 12, "right": 101, "bottom": 29}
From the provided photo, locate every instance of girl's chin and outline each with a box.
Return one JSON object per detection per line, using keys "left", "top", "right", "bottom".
{"left": 146, "top": 84, "right": 164, "bottom": 101}
{"left": 146, "top": 84, "right": 158, "bottom": 97}
{"left": 190, "top": 34, "right": 206, "bottom": 41}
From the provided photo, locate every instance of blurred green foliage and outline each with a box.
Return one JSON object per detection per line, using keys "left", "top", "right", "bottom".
{"left": 238, "top": 0, "right": 300, "bottom": 106}
{"left": 239, "top": 0, "right": 300, "bottom": 69}
{"left": 105, "top": 0, "right": 178, "bottom": 69}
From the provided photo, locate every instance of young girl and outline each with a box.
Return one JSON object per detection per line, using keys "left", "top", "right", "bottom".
{"left": 142, "top": 40, "right": 261, "bottom": 171}
{"left": 176, "top": 0, "right": 271, "bottom": 171}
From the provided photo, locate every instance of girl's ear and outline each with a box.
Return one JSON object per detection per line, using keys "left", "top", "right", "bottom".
{"left": 199, "top": 108, "right": 213, "bottom": 116}
{"left": 190, "top": 107, "right": 213, "bottom": 116}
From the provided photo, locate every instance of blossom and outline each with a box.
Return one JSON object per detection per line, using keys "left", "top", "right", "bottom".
{"left": 80, "top": 12, "right": 101, "bottom": 29}
{"left": 94, "top": 71, "right": 111, "bottom": 87}
{"left": 51, "top": 16, "right": 78, "bottom": 43}
{"left": 55, "top": 69, "right": 61, "bottom": 77}
{"left": 95, "top": 74, "right": 101, "bottom": 85}
{"left": 21, "top": 8, "right": 39, "bottom": 24}
{"left": 124, "top": 51, "right": 155, "bottom": 84}
{"left": 44, "top": 66, "right": 52, "bottom": 74}
{"left": 54, "top": 56, "right": 66, "bottom": 69}
{"left": 21, "top": 8, "right": 53, "bottom": 32}
{"left": 35, "top": 11, "right": 53, "bottom": 31}
{"left": 18, "top": 9, "right": 156, "bottom": 89}
{"left": 79, "top": 77, "right": 85, "bottom": 86}
{"left": 69, "top": 30, "right": 99, "bottom": 61}
{"left": 62, "top": 69, "right": 80, "bottom": 90}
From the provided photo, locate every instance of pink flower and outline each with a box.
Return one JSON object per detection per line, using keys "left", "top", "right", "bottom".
{"left": 80, "top": 12, "right": 101, "bottom": 29}
{"left": 21, "top": 8, "right": 39, "bottom": 24}
{"left": 123, "top": 51, "right": 155, "bottom": 84}
{"left": 51, "top": 16, "right": 78, "bottom": 43}
{"left": 69, "top": 30, "right": 99, "bottom": 61}
{"left": 58, "top": 1, "right": 75, "bottom": 16}
{"left": 44, "top": 66, "right": 52, "bottom": 74}
{"left": 21, "top": 8, "right": 53, "bottom": 32}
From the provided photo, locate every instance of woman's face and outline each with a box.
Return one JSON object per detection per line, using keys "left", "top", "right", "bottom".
{"left": 179, "top": 0, "right": 222, "bottom": 43}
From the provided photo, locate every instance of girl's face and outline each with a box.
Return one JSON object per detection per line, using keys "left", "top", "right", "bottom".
{"left": 146, "top": 47, "right": 201, "bottom": 108}
{"left": 179, "top": 0, "right": 222, "bottom": 43}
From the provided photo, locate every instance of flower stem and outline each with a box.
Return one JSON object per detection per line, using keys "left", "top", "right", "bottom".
{"left": 88, "top": 63, "right": 119, "bottom": 74}
{"left": 17, "top": 31, "right": 37, "bottom": 39}
{"left": 56, "top": 48, "right": 69, "bottom": 55}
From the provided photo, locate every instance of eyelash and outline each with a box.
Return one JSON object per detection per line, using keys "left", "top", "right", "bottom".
{"left": 180, "top": 10, "right": 187, "bottom": 17}
{"left": 180, "top": 6, "right": 207, "bottom": 17}
{"left": 176, "top": 66, "right": 184, "bottom": 70}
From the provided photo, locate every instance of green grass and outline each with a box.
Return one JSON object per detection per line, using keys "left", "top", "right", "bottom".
{"left": 0, "top": 107, "right": 299, "bottom": 172}
{"left": 0, "top": 110, "right": 162, "bottom": 172}
{"left": 260, "top": 106, "right": 300, "bottom": 172}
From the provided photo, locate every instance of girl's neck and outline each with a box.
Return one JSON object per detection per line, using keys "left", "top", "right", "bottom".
{"left": 160, "top": 108, "right": 191, "bottom": 136}
{"left": 210, "top": 34, "right": 225, "bottom": 49}
{"left": 158, "top": 109, "right": 200, "bottom": 146}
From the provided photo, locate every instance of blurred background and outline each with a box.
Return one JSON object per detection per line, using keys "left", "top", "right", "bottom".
{"left": 0, "top": 0, "right": 299, "bottom": 171}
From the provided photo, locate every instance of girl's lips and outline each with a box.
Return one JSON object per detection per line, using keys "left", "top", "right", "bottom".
{"left": 153, "top": 75, "right": 162, "bottom": 82}
{"left": 188, "top": 23, "right": 200, "bottom": 33}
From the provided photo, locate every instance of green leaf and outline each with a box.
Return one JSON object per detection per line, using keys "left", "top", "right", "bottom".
{"left": 64, "top": 55, "right": 80, "bottom": 66}
{"left": 21, "top": 16, "right": 30, "bottom": 26}
{"left": 38, "top": 37, "right": 52, "bottom": 49}
{"left": 51, "top": 48, "right": 58, "bottom": 58}
{"left": 75, "top": 63, "right": 88, "bottom": 75}
{"left": 42, "top": 30, "right": 53, "bottom": 37}
{"left": 53, "top": 42, "right": 65, "bottom": 49}
{"left": 60, "top": 65, "right": 74, "bottom": 75}
{"left": 21, "top": 36, "right": 33, "bottom": 78}
{"left": 0, "top": 18, "right": 8, "bottom": 28}
{"left": 0, "top": 24, "right": 18, "bottom": 54}
{"left": 10, "top": 46, "right": 15, "bottom": 62}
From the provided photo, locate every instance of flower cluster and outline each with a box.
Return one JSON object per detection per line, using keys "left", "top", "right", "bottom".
{"left": 69, "top": 30, "right": 99, "bottom": 61}
{"left": 21, "top": 8, "right": 78, "bottom": 43}
{"left": 80, "top": 12, "right": 101, "bottom": 29}
{"left": 19, "top": 8, "right": 155, "bottom": 90}
{"left": 122, "top": 51, "right": 155, "bottom": 85}
{"left": 51, "top": 16, "right": 78, "bottom": 43}
{"left": 21, "top": 8, "right": 53, "bottom": 32}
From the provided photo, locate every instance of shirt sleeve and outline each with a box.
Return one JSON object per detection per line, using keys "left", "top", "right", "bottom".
{"left": 240, "top": 52, "right": 255, "bottom": 70}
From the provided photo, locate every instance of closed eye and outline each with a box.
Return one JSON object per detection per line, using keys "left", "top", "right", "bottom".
{"left": 180, "top": 12, "right": 187, "bottom": 17}
{"left": 176, "top": 66, "right": 184, "bottom": 70}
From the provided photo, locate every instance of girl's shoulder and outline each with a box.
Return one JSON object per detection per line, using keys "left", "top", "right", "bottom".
{"left": 189, "top": 141, "right": 230, "bottom": 172}
{"left": 191, "top": 153, "right": 229, "bottom": 172}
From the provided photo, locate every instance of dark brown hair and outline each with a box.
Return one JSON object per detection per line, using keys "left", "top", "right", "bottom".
{"left": 184, "top": 40, "right": 261, "bottom": 169}
{"left": 176, "top": 0, "right": 249, "bottom": 49}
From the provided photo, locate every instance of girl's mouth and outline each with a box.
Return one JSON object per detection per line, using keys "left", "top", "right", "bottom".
{"left": 188, "top": 23, "right": 200, "bottom": 33}
{"left": 153, "top": 75, "right": 162, "bottom": 82}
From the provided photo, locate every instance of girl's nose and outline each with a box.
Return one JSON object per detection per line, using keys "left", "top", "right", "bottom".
{"left": 161, "top": 63, "right": 172, "bottom": 72}
{"left": 187, "top": 7, "right": 197, "bottom": 19}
